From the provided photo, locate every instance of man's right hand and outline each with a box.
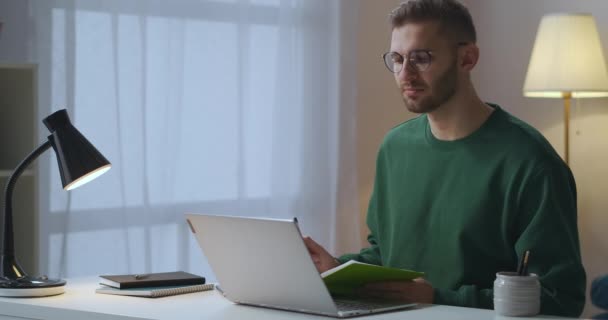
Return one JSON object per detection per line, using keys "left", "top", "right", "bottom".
{"left": 303, "top": 236, "right": 340, "bottom": 273}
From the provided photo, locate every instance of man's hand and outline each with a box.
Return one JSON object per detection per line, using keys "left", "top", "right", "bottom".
{"left": 360, "top": 278, "right": 434, "bottom": 304}
{"left": 303, "top": 236, "right": 340, "bottom": 273}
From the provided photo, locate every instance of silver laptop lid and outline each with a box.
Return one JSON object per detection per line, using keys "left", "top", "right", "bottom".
{"left": 186, "top": 214, "right": 339, "bottom": 316}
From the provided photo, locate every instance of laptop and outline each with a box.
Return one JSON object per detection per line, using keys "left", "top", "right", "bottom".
{"left": 185, "top": 214, "right": 417, "bottom": 318}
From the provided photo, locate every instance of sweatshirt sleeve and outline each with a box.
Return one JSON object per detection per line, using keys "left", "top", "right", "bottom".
{"left": 514, "top": 165, "right": 586, "bottom": 317}
{"left": 434, "top": 165, "right": 586, "bottom": 317}
{"left": 337, "top": 234, "right": 382, "bottom": 265}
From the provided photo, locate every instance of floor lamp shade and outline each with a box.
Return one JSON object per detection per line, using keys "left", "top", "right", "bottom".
{"left": 523, "top": 13, "right": 608, "bottom": 98}
{"left": 523, "top": 13, "right": 608, "bottom": 165}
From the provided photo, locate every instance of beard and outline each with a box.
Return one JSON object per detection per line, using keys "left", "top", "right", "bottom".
{"left": 401, "top": 60, "right": 458, "bottom": 114}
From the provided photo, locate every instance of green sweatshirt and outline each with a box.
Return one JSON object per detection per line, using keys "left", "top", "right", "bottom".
{"left": 339, "top": 104, "right": 586, "bottom": 317}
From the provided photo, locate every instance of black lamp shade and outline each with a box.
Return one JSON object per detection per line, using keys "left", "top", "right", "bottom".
{"left": 43, "top": 109, "right": 111, "bottom": 190}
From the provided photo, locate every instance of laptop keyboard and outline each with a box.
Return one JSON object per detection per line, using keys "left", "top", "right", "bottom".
{"left": 334, "top": 298, "right": 407, "bottom": 311}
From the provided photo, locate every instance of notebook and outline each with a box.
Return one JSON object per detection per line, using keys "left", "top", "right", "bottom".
{"left": 99, "top": 271, "right": 205, "bottom": 289}
{"left": 96, "top": 283, "right": 214, "bottom": 298}
{"left": 185, "top": 214, "right": 417, "bottom": 318}
{"left": 322, "top": 260, "right": 424, "bottom": 297}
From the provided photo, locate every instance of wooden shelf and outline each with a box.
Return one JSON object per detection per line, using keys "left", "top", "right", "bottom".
{"left": 0, "top": 64, "right": 38, "bottom": 275}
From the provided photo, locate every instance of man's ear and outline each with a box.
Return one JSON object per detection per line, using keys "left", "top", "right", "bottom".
{"left": 459, "top": 44, "right": 479, "bottom": 71}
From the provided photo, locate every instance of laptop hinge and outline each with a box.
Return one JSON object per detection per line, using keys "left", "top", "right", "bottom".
{"left": 186, "top": 219, "right": 196, "bottom": 234}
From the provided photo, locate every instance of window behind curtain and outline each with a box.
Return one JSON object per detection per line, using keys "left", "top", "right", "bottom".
{"left": 34, "top": 0, "right": 342, "bottom": 279}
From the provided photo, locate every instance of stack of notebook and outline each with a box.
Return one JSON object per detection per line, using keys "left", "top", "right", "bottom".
{"left": 95, "top": 271, "right": 213, "bottom": 298}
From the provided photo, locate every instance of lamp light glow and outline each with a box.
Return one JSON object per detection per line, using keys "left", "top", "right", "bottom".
{"left": 523, "top": 13, "right": 608, "bottom": 165}
{"left": 64, "top": 164, "right": 112, "bottom": 191}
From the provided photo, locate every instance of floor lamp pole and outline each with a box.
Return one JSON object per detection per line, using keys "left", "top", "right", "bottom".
{"left": 563, "top": 92, "right": 571, "bottom": 166}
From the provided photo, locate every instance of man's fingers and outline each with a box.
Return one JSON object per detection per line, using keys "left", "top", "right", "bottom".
{"left": 413, "top": 277, "right": 428, "bottom": 284}
{"left": 359, "top": 289, "right": 408, "bottom": 302}
{"left": 358, "top": 281, "right": 417, "bottom": 302}
{"left": 303, "top": 236, "right": 323, "bottom": 252}
{"left": 363, "top": 280, "right": 414, "bottom": 291}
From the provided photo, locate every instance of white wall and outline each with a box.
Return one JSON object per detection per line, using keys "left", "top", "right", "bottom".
{"left": 355, "top": 0, "right": 408, "bottom": 243}
{"left": 355, "top": 0, "right": 608, "bottom": 317}
{"left": 0, "top": 0, "right": 32, "bottom": 63}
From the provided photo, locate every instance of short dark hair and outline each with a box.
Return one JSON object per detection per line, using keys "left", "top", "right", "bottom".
{"left": 389, "top": 0, "right": 477, "bottom": 43}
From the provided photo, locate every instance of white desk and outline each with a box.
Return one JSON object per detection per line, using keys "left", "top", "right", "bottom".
{"left": 0, "top": 278, "right": 555, "bottom": 320}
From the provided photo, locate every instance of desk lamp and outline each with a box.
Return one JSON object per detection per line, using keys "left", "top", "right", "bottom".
{"left": 523, "top": 13, "right": 608, "bottom": 165}
{"left": 0, "top": 109, "right": 111, "bottom": 297}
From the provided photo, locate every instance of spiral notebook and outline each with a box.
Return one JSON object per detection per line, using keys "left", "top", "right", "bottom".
{"left": 95, "top": 283, "right": 214, "bottom": 298}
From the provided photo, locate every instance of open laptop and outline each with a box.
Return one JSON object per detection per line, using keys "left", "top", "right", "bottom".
{"left": 185, "top": 214, "right": 417, "bottom": 318}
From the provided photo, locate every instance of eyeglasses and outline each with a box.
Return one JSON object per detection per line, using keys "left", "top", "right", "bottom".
{"left": 382, "top": 42, "right": 468, "bottom": 73}
{"left": 382, "top": 50, "right": 433, "bottom": 73}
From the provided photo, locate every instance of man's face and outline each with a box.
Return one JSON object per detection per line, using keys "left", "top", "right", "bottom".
{"left": 390, "top": 21, "right": 460, "bottom": 114}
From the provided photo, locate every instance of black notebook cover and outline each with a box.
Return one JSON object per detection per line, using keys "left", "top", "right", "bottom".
{"left": 99, "top": 271, "right": 205, "bottom": 289}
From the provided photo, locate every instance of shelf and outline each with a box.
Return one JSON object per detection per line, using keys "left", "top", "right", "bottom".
{"left": 0, "top": 169, "right": 34, "bottom": 178}
{"left": 0, "top": 64, "right": 38, "bottom": 275}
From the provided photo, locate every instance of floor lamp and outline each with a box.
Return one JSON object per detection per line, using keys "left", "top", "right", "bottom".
{"left": 523, "top": 13, "right": 608, "bottom": 165}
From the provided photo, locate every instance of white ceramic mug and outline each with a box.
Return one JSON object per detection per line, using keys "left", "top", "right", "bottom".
{"left": 493, "top": 271, "right": 540, "bottom": 317}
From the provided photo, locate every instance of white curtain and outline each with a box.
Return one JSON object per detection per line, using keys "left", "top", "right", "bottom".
{"left": 30, "top": 0, "right": 361, "bottom": 280}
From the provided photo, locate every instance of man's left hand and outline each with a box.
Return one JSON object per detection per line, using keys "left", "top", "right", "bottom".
{"left": 359, "top": 278, "right": 434, "bottom": 304}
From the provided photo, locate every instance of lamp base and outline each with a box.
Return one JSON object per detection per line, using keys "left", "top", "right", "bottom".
{"left": 0, "top": 276, "right": 66, "bottom": 297}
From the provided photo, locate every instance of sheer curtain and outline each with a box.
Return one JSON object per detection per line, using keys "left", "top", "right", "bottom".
{"left": 30, "top": 0, "right": 360, "bottom": 280}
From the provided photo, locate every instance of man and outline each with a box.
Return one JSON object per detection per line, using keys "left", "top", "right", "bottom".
{"left": 304, "top": 0, "right": 586, "bottom": 317}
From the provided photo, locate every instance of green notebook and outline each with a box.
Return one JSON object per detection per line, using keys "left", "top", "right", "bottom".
{"left": 321, "top": 260, "right": 424, "bottom": 297}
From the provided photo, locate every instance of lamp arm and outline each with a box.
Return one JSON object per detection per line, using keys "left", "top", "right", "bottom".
{"left": 2, "top": 140, "right": 51, "bottom": 256}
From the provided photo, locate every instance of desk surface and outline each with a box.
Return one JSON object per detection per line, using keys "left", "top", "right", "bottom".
{"left": 0, "top": 278, "right": 554, "bottom": 320}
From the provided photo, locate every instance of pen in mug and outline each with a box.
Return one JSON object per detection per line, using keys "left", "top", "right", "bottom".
{"left": 517, "top": 250, "right": 530, "bottom": 276}
{"left": 521, "top": 251, "right": 531, "bottom": 276}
